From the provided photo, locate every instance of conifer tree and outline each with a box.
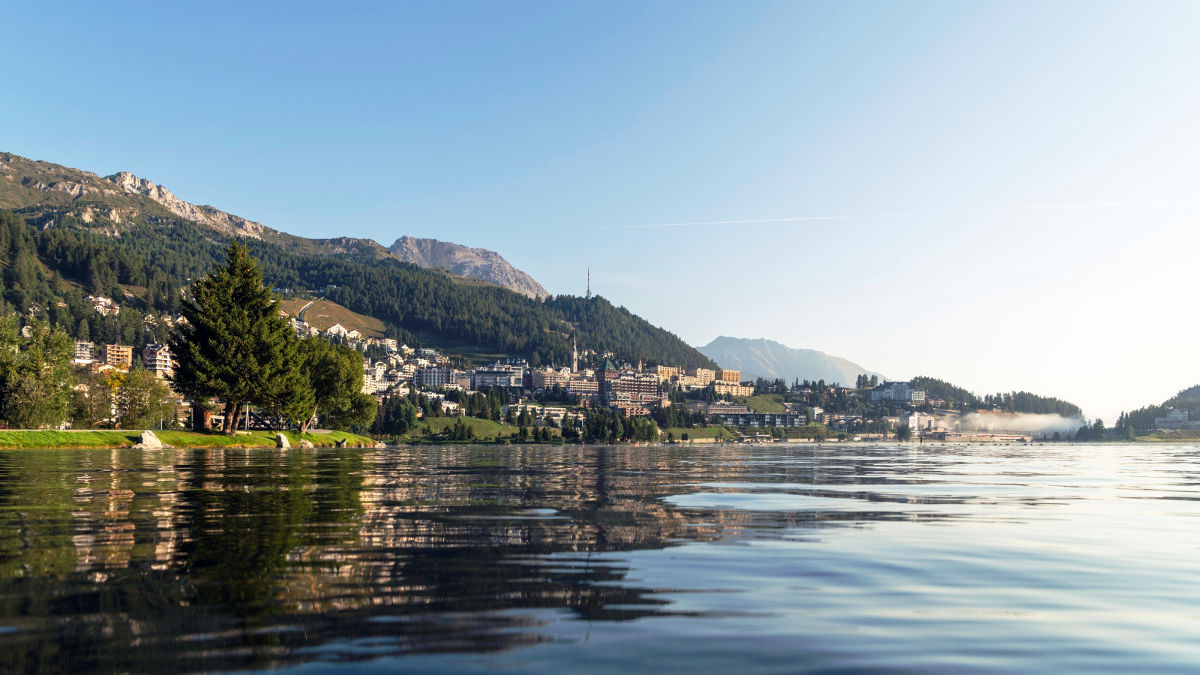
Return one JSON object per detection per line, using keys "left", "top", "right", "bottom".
{"left": 171, "top": 241, "right": 300, "bottom": 434}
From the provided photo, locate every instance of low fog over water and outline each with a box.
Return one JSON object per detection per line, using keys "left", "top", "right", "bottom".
{"left": 955, "top": 412, "right": 1083, "bottom": 435}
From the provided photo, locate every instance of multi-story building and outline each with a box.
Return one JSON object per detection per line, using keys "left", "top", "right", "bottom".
{"left": 415, "top": 365, "right": 454, "bottom": 388}
{"left": 654, "top": 365, "right": 680, "bottom": 382}
{"left": 141, "top": 344, "right": 173, "bottom": 378}
{"left": 712, "top": 381, "right": 755, "bottom": 397}
{"left": 706, "top": 402, "right": 752, "bottom": 416}
{"left": 612, "top": 402, "right": 651, "bottom": 418}
{"left": 690, "top": 368, "right": 716, "bottom": 385}
{"left": 871, "top": 381, "right": 926, "bottom": 405}
{"left": 73, "top": 341, "right": 95, "bottom": 364}
{"left": 566, "top": 376, "right": 600, "bottom": 400}
{"left": 717, "top": 368, "right": 741, "bottom": 384}
{"left": 605, "top": 371, "right": 660, "bottom": 405}
{"left": 531, "top": 367, "right": 572, "bottom": 390}
{"left": 103, "top": 344, "right": 134, "bottom": 368}
{"left": 1153, "top": 408, "right": 1200, "bottom": 430}
{"left": 710, "top": 411, "right": 805, "bottom": 428}
{"left": 453, "top": 371, "right": 473, "bottom": 390}
{"left": 472, "top": 363, "right": 525, "bottom": 389}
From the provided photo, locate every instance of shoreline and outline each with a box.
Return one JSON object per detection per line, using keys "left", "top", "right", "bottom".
{"left": 0, "top": 430, "right": 1168, "bottom": 451}
{"left": 0, "top": 429, "right": 376, "bottom": 450}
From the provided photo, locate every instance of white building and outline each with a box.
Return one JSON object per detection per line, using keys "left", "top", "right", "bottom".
{"left": 871, "top": 381, "right": 926, "bottom": 405}
{"left": 73, "top": 341, "right": 95, "bottom": 364}
{"left": 1153, "top": 408, "right": 1199, "bottom": 429}
{"left": 142, "top": 344, "right": 174, "bottom": 379}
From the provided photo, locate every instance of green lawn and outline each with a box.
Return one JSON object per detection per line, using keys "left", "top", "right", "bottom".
{"left": 741, "top": 394, "right": 786, "bottom": 413}
{"left": 401, "top": 416, "right": 537, "bottom": 442}
{"left": 1135, "top": 429, "right": 1200, "bottom": 442}
{"left": 0, "top": 429, "right": 375, "bottom": 450}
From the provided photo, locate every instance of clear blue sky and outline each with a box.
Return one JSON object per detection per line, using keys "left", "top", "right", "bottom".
{"left": 5, "top": 1, "right": 1200, "bottom": 421}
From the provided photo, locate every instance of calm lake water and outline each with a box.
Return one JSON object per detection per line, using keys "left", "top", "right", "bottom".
{"left": 1, "top": 443, "right": 1199, "bottom": 673}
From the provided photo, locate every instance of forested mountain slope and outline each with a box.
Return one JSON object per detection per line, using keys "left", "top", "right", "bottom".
{"left": 1, "top": 152, "right": 548, "bottom": 294}
{"left": 0, "top": 202, "right": 711, "bottom": 369}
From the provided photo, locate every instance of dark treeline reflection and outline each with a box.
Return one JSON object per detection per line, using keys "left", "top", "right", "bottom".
{"left": 0, "top": 445, "right": 927, "bottom": 672}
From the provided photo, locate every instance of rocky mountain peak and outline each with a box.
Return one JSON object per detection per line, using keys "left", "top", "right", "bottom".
{"left": 389, "top": 236, "right": 550, "bottom": 300}
{"left": 104, "top": 171, "right": 270, "bottom": 240}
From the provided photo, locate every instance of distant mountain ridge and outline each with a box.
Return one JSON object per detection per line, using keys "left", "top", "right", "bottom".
{"left": 698, "top": 336, "right": 883, "bottom": 385}
{"left": 389, "top": 236, "right": 549, "bottom": 300}
{"left": 0, "top": 152, "right": 549, "bottom": 297}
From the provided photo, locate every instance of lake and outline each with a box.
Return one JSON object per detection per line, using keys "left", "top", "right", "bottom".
{"left": 1, "top": 443, "right": 1198, "bottom": 673}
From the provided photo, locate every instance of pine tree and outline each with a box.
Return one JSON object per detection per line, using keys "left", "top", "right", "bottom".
{"left": 170, "top": 241, "right": 300, "bottom": 434}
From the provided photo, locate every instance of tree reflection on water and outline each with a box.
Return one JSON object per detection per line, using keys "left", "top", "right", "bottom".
{"left": 0, "top": 444, "right": 915, "bottom": 672}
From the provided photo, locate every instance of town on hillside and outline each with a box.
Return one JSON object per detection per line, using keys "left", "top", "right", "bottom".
{"left": 61, "top": 290, "right": 1070, "bottom": 443}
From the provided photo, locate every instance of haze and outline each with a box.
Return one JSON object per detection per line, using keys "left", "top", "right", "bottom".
{"left": 4, "top": 1, "right": 1198, "bottom": 422}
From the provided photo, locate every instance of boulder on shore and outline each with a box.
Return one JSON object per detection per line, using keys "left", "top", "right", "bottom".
{"left": 298, "top": 438, "right": 314, "bottom": 448}
{"left": 134, "top": 430, "right": 163, "bottom": 449}
{"left": 275, "top": 433, "right": 290, "bottom": 449}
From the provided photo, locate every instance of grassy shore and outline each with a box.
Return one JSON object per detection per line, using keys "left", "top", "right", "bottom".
{"left": 1134, "top": 429, "right": 1200, "bottom": 442}
{"left": 0, "top": 429, "right": 376, "bottom": 450}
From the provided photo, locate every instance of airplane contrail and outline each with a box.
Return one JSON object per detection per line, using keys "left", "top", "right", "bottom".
{"left": 602, "top": 198, "right": 1200, "bottom": 230}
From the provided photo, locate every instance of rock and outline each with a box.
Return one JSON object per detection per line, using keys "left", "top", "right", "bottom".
{"left": 134, "top": 430, "right": 163, "bottom": 449}
{"left": 388, "top": 236, "right": 549, "bottom": 299}
{"left": 275, "top": 433, "right": 290, "bottom": 449}
{"left": 106, "top": 171, "right": 269, "bottom": 240}
{"left": 374, "top": 441, "right": 387, "bottom": 449}
{"left": 298, "top": 439, "right": 314, "bottom": 448}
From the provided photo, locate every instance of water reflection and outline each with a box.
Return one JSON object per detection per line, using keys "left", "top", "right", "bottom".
{"left": 0, "top": 444, "right": 1197, "bottom": 672}
{"left": 0, "top": 446, "right": 762, "bottom": 671}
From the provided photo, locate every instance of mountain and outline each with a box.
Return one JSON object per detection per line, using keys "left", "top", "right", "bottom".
{"left": 1, "top": 152, "right": 547, "bottom": 292}
{"left": 0, "top": 151, "right": 713, "bottom": 369}
{"left": 389, "top": 236, "right": 549, "bottom": 300}
{"left": 698, "top": 336, "right": 883, "bottom": 385}
{"left": 0, "top": 152, "right": 397, "bottom": 261}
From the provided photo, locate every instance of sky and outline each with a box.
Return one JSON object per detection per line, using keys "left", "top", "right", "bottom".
{"left": 4, "top": 1, "right": 1200, "bottom": 422}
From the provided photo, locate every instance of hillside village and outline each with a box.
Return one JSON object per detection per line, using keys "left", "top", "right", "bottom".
{"left": 56, "top": 287, "right": 1090, "bottom": 444}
